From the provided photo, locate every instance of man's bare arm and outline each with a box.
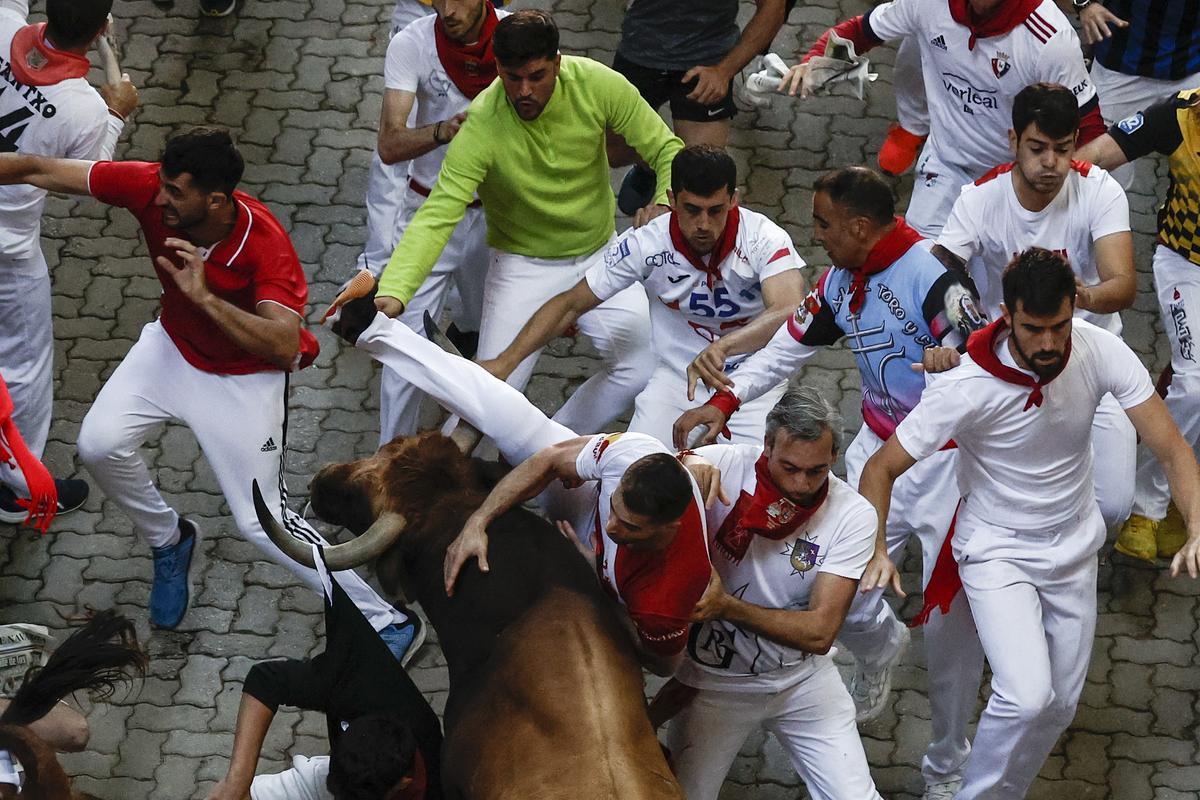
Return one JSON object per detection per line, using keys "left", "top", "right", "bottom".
{"left": 856, "top": 436, "right": 919, "bottom": 595}
{"left": 1076, "top": 134, "right": 1130, "bottom": 171}
{"left": 1078, "top": 231, "right": 1135, "bottom": 314}
{"left": 0, "top": 154, "right": 94, "bottom": 195}
{"left": 481, "top": 279, "right": 602, "bottom": 379}
{"left": 377, "top": 89, "right": 465, "bottom": 165}
{"left": 929, "top": 243, "right": 968, "bottom": 272}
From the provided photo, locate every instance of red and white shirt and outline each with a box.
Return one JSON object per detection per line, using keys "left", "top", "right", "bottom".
{"left": 87, "top": 161, "right": 319, "bottom": 375}
{"left": 896, "top": 319, "right": 1153, "bottom": 532}
{"left": 676, "top": 444, "right": 875, "bottom": 692}
{"left": 937, "top": 161, "right": 1129, "bottom": 333}
{"left": 574, "top": 431, "right": 711, "bottom": 657}
{"left": 865, "top": 0, "right": 1095, "bottom": 178}
{"left": 585, "top": 206, "right": 802, "bottom": 373}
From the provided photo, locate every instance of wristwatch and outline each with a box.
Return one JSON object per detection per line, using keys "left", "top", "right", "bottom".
{"left": 1073, "top": 0, "right": 1093, "bottom": 11}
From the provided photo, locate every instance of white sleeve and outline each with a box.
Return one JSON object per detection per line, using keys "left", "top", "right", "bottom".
{"left": 894, "top": 375, "right": 973, "bottom": 460}
{"left": 753, "top": 224, "right": 804, "bottom": 283}
{"left": 935, "top": 188, "right": 983, "bottom": 263}
{"left": 1097, "top": 332, "right": 1155, "bottom": 409}
{"left": 817, "top": 502, "right": 876, "bottom": 581}
{"left": 730, "top": 318, "right": 819, "bottom": 404}
{"left": 0, "top": 2, "right": 27, "bottom": 23}
{"left": 864, "top": 0, "right": 922, "bottom": 41}
{"left": 1039, "top": 27, "right": 1096, "bottom": 107}
{"left": 574, "top": 432, "right": 664, "bottom": 482}
{"left": 584, "top": 231, "right": 652, "bottom": 302}
{"left": 0, "top": 749, "right": 17, "bottom": 788}
{"left": 384, "top": 24, "right": 423, "bottom": 93}
{"left": 1088, "top": 172, "right": 1131, "bottom": 242}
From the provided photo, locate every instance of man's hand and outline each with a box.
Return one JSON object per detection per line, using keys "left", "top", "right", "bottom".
{"left": 633, "top": 203, "right": 670, "bottom": 228}
{"left": 1170, "top": 533, "right": 1200, "bottom": 579}
{"left": 375, "top": 296, "right": 405, "bottom": 317}
{"left": 647, "top": 677, "right": 700, "bottom": 729}
{"left": 555, "top": 519, "right": 598, "bottom": 566}
{"left": 673, "top": 405, "right": 729, "bottom": 450}
{"left": 687, "top": 342, "right": 733, "bottom": 400}
{"left": 690, "top": 568, "right": 729, "bottom": 622}
{"left": 778, "top": 62, "right": 816, "bottom": 98}
{"left": 477, "top": 356, "right": 514, "bottom": 381}
{"left": 157, "top": 237, "right": 211, "bottom": 304}
{"left": 1075, "top": 277, "right": 1096, "bottom": 312}
{"left": 911, "top": 346, "right": 961, "bottom": 374}
{"left": 443, "top": 516, "right": 491, "bottom": 596}
{"left": 100, "top": 73, "right": 139, "bottom": 119}
{"left": 681, "top": 454, "right": 731, "bottom": 510}
{"left": 858, "top": 548, "right": 905, "bottom": 597}
{"left": 204, "top": 778, "right": 249, "bottom": 800}
{"left": 437, "top": 112, "right": 468, "bottom": 143}
{"left": 1078, "top": 2, "right": 1128, "bottom": 45}
{"left": 682, "top": 64, "right": 733, "bottom": 105}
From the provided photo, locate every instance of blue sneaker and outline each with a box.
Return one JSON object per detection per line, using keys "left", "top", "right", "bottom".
{"left": 150, "top": 518, "right": 199, "bottom": 629}
{"left": 378, "top": 612, "right": 427, "bottom": 667}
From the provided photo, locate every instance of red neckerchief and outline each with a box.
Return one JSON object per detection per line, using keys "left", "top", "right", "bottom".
{"left": 948, "top": 0, "right": 1041, "bottom": 50}
{"left": 714, "top": 455, "right": 829, "bottom": 563}
{"left": 0, "top": 373, "right": 56, "bottom": 532}
{"left": 434, "top": 4, "right": 500, "bottom": 99}
{"left": 669, "top": 206, "right": 741, "bottom": 290}
{"left": 10, "top": 24, "right": 91, "bottom": 87}
{"left": 910, "top": 502, "right": 962, "bottom": 627}
{"left": 847, "top": 217, "right": 923, "bottom": 315}
{"left": 966, "top": 318, "right": 1071, "bottom": 411}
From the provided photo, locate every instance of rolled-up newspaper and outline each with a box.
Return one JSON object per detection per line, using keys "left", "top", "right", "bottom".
{"left": 803, "top": 30, "right": 878, "bottom": 100}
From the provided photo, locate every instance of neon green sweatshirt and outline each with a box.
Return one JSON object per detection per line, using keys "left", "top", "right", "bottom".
{"left": 377, "top": 55, "right": 684, "bottom": 304}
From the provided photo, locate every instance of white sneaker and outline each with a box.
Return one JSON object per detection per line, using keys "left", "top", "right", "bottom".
{"left": 922, "top": 778, "right": 962, "bottom": 800}
{"left": 849, "top": 623, "right": 910, "bottom": 722}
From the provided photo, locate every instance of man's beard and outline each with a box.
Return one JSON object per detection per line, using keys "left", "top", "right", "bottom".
{"left": 1012, "top": 334, "right": 1065, "bottom": 380}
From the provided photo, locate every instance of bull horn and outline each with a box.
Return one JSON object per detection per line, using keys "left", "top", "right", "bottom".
{"left": 423, "top": 311, "right": 484, "bottom": 454}
{"left": 252, "top": 480, "right": 409, "bottom": 571}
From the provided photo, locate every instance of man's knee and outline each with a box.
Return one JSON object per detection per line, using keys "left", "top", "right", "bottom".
{"left": 76, "top": 413, "right": 126, "bottom": 467}
{"left": 992, "top": 681, "right": 1055, "bottom": 725}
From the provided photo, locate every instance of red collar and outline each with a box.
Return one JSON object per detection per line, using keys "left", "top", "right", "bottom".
{"left": 200, "top": 198, "right": 253, "bottom": 268}
{"left": 713, "top": 455, "right": 829, "bottom": 563}
{"left": 965, "top": 319, "right": 1071, "bottom": 410}
{"left": 948, "top": 0, "right": 1042, "bottom": 50}
{"left": 670, "top": 207, "right": 741, "bottom": 290}
{"left": 10, "top": 23, "right": 91, "bottom": 86}
{"left": 846, "top": 216, "right": 923, "bottom": 315}
{"left": 434, "top": 4, "right": 500, "bottom": 99}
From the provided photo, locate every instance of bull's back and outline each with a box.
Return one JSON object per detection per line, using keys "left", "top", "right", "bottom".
{"left": 441, "top": 587, "right": 683, "bottom": 800}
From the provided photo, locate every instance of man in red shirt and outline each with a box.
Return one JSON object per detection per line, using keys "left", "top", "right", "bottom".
{"left": 0, "top": 129, "right": 417, "bottom": 657}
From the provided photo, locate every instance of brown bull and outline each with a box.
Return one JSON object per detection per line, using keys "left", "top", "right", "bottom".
{"left": 256, "top": 432, "right": 684, "bottom": 800}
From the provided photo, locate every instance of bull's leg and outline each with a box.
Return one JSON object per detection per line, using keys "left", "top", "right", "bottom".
{"left": 356, "top": 313, "right": 574, "bottom": 464}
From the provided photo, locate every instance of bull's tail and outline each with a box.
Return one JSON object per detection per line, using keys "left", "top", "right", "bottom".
{"left": 0, "top": 610, "right": 146, "bottom": 728}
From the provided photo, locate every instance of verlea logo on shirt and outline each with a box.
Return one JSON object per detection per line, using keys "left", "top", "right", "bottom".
{"left": 991, "top": 51, "right": 1011, "bottom": 79}
{"left": 941, "top": 72, "right": 999, "bottom": 114}
{"left": 1170, "top": 288, "right": 1194, "bottom": 362}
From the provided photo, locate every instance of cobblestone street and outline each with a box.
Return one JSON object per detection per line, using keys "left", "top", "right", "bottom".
{"left": 0, "top": 0, "right": 1196, "bottom": 797}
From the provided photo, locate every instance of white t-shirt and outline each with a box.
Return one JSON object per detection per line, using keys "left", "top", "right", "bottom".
{"left": 675, "top": 443, "right": 876, "bottom": 692}
{"left": 866, "top": 0, "right": 1095, "bottom": 178}
{"left": 0, "top": 1, "right": 113, "bottom": 257}
{"left": 585, "top": 207, "right": 803, "bottom": 373}
{"left": 937, "top": 162, "right": 1130, "bottom": 333}
{"left": 896, "top": 319, "right": 1154, "bottom": 530}
{"left": 573, "top": 432, "right": 711, "bottom": 656}
{"left": 383, "top": 11, "right": 509, "bottom": 190}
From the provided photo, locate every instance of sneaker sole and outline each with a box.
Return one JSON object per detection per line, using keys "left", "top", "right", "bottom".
{"left": 153, "top": 520, "right": 203, "bottom": 630}
{"left": 400, "top": 616, "right": 428, "bottom": 668}
{"left": 0, "top": 493, "right": 88, "bottom": 525}
{"left": 855, "top": 623, "right": 911, "bottom": 723}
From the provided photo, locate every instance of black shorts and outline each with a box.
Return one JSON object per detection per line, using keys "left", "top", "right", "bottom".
{"left": 612, "top": 52, "right": 737, "bottom": 122}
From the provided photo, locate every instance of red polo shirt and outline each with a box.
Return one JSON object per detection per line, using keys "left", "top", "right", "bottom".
{"left": 87, "top": 160, "right": 319, "bottom": 374}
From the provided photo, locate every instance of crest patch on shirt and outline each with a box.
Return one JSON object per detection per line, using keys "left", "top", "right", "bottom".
{"left": 991, "top": 51, "right": 1011, "bottom": 79}
{"left": 784, "top": 537, "right": 820, "bottom": 574}
{"left": 1117, "top": 112, "right": 1144, "bottom": 135}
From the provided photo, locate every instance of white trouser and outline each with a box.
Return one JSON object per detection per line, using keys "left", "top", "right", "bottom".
{"left": 358, "top": 314, "right": 596, "bottom": 532}
{"left": 75, "top": 321, "right": 398, "bottom": 630}
{"left": 894, "top": 37, "right": 929, "bottom": 137}
{"left": 906, "top": 147, "right": 974, "bottom": 238}
{"left": 477, "top": 243, "right": 654, "bottom": 435}
{"left": 666, "top": 659, "right": 882, "bottom": 800}
{"left": 1134, "top": 245, "right": 1200, "bottom": 520}
{"left": 251, "top": 755, "right": 332, "bottom": 800}
{"left": 1092, "top": 392, "right": 1136, "bottom": 529}
{"left": 629, "top": 363, "right": 786, "bottom": 448}
{"left": 954, "top": 505, "right": 1104, "bottom": 800}
{"left": 1090, "top": 60, "right": 1200, "bottom": 190}
{"left": 842, "top": 427, "right": 983, "bottom": 785}
{"left": 379, "top": 192, "right": 488, "bottom": 445}
{"left": 0, "top": 249, "right": 52, "bottom": 495}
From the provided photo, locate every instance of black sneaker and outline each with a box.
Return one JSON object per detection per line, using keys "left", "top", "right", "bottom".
{"left": 200, "top": 0, "right": 236, "bottom": 16}
{"left": 617, "top": 164, "right": 656, "bottom": 216}
{"left": 0, "top": 479, "right": 89, "bottom": 525}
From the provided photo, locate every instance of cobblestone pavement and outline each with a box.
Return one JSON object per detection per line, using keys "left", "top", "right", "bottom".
{"left": 0, "top": 0, "right": 1196, "bottom": 797}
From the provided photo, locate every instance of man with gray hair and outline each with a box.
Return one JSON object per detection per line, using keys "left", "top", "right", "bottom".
{"left": 654, "top": 385, "right": 881, "bottom": 800}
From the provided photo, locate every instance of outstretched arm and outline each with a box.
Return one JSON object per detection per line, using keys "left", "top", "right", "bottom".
{"left": 856, "top": 435, "right": 918, "bottom": 596}
{"left": 206, "top": 694, "right": 276, "bottom": 800}
{"left": 481, "top": 279, "right": 602, "bottom": 379}
{"left": 683, "top": 0, "right": 787, "bottom": 105}
{"left": 0, "top": 154, "right": 94, "bottom": 195}
{"left": 443, "top": 436, "right": 593, "bottom": 594}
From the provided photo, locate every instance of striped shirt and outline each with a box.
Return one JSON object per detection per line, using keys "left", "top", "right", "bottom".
{"left": 1092, "top": 0, "right": 1200, "bottom": 81}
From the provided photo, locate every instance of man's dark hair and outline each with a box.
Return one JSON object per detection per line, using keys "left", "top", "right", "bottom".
{"left": 671, "top": 145, "right": 737, "bottom": 197}
{"left": 812, "top": 167, "right": 895, "bottom": 226}
{"left": 160, "top": 127, "right": 245, "bottom": 196}
{"left": 1012, "top": 83, "right": 1079, "bottom": 141}
{"left": 327, "top": 714, "right": 420, "bottom": 800}
{"left": 620, "top": 453, "right": 692, "bottom": 524}
{"left": 1001, "top": 247, "right": 1077, "bottom": 317}
{"left": 493, "top": 10, "right": 559, "bottom": 67}
{"left": 46, "top": 0, "right": 112, "bottom": 50}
